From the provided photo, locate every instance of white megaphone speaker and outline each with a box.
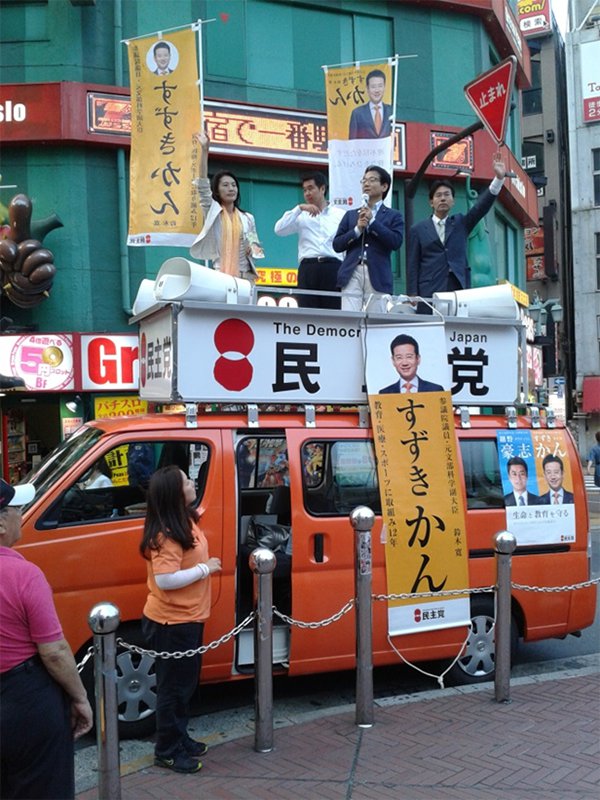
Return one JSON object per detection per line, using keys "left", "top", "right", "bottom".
{"left": 131, "top": 279, "right": 157, "bottom": 316}
{"left": 154, "top": 258, "right": 253, "bottom": 305}
{"left": 432, "top": 283, "right": 519, "bottom": 320}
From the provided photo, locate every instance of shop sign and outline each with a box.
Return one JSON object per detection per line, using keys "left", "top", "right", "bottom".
{"left": 5, "top": 334, "right": 74, "bottom": 391}
{"left": 80, "top": 335, "right": 139, "bottom": 390}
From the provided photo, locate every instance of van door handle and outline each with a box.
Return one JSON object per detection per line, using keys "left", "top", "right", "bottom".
{"left": 313, "top": 533, "right": 324, "bottom": 563}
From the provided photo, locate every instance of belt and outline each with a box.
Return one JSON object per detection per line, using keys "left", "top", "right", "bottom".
{"left": 2, "top": 655, "right": 41, "bottom": 678}
{"left": 301, "top": 256, "right": 340, "bottom": 263}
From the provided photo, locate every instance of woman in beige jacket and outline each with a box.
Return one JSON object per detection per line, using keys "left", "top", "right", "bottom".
{"left": 190, "top": 131, "right": 262, "bottom": 280}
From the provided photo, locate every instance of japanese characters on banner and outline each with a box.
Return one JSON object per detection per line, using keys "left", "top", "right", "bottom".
{"left": 581, "top": 41, "right": 600, "bottom": 124}
{"left": 137, "top": 305, "right": 522, "bottom": 405}
{"left": 324, "top": 59, "right": 396, "bottom": 209}
{"left": 364, "top": 324, "right": 469, "bottom": 636}
{"left": 127, "top": 28, "right": 202, "bottom": 246}
{"left": 498, "top": 429, "right": 576, "bottom": 545}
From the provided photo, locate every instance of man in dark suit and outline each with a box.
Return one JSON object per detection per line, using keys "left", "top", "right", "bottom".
{"left": 538, "top": 454, "right": 574, "bottom": 504}
{"left": 348, "top": 69, "right": 392, "bottom": 140}
{"left": 379, "top": 334, "right": 444, "bottom": 394}
{"left": 503, "top": 456, "right": 539, "bottom": 506}
{"left": 152, "top": 42, "right": 174, "bottom": 75}
{"left": 333, "top": 165, "right": 403, "bottom": 312}
{"left": 407, "top": 159, "right": 506, "bottom": 307}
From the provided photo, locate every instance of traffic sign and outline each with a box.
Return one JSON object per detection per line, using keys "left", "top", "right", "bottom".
{"left": 464, "top": 57, "right": 517, "bottom": 145}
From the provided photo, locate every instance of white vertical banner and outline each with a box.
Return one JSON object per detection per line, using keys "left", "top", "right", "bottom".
{"left": 324, "top": 57, "right": 397, "bottom": 210}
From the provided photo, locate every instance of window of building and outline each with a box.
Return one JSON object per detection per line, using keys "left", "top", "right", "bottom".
{"left": 594, "top": 149, "right": 600, "bottom": 206}
{"left": 522, "top": 60, "right": 542, "bottom": 116}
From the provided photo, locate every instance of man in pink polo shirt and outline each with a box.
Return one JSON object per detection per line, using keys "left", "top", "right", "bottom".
{"left": 0, "top": 478, "right": 93, "bottom": 799}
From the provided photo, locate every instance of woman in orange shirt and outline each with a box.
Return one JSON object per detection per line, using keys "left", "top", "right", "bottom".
{"left": 140, "top": 466, "right": 221, "bottom": 774}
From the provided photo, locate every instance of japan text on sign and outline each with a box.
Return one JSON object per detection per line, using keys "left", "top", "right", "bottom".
{"left": 136, "top": 305, "right": 523, "bottom": 406}
{"left": 370, "top": 392, "right": 470, "bottom": 636}
{"left": 516, "top": 0, "right": 551, "bottom": 38}
{"left": 464, "top": 56, "right": 517, "bottom": 144}
{"left": 581, "top": 41, "right": 600, "bottom": 125}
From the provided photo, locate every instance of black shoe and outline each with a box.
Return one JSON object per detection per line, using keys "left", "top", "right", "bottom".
{"left": 154, "top": 752, "right": 202, "bottom": 774}
{"left": 183, "top": 738, "right": 208, "bottom": 758}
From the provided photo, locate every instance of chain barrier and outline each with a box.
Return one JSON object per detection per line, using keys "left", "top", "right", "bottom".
{"left": 372, "top": 585, "right": 496, "bottom": 603}
{"left": 512, "top": 577, "right": 600, "bottom": 592}
{"left": 273, "top": 599, "right": 355, "bottom": 629}
{"left": 76, "top": 644, "right": 95, "bottom": 673}
{"left": 116, "top": 612, "right": 256, "bottom": 660}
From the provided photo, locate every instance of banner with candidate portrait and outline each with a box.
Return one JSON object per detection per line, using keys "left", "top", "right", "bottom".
{"left": 324, "top": 58, "right": 397, "bottom": 210}
{"left": 498, "top": 428, "right": 575, "bottom": 545}
{"left": 127, "top": 27, "right": 202, "bottom": 247}
{"left": 365, "top": 323, "right": 470, "bottom": 637}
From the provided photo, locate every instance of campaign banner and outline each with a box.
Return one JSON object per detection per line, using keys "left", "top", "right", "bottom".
{"left": 370, "top": 392, "right": 470, "bottom": 636}
{"left": 498, "top": 429, "right": 575, "bottom": 545}
{"left": 365, "top": 322, "right": 469, "bottom": 636}
{"left": 127, "top": 28, "right": 202, "bottom": 246}
{"left": 324, "top": 59, "right": 396, "bottom": 209}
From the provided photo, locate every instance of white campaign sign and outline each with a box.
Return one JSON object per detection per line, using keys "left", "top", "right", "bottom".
{"left": 137, "top": 303, "right": 523, "bottom": 405}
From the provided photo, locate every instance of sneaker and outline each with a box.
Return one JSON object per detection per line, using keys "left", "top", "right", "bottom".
{"left": 154, "top": 752, "right": 202, "bottom": 774}
{"left": 183, "top": 738, "right": 208, "bottom": 758}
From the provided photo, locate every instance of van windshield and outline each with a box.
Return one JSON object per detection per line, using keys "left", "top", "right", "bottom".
{"left": 21, "top": 425, "right": 103, "bottom": 509}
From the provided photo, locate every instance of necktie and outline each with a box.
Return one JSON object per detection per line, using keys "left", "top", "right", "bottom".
{"left": 437, "top": 218, "right": 445, "bottom": 244}
{"left": 374, "top": 105, "right": 382, "bottom": 135}
{"left": 553, "top": 492, "right": 560, "bottom": 504}
{"left": 518, "top": 495, "right": 525, "bottom": 506}
{"left": 402, "top": 382, "right": 413, "bottom": 393}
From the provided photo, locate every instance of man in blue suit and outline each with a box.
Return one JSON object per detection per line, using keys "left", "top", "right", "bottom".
{"left": 539, "top": 454, "right": 574, "bottom": 504}
{"left": 348, "top": 69, "right": 392, "bottom": 139}
{"left": 503, "top": 457, "right": 539, "bottom": 506}
{"left": 407, "top": 159, "right": 506, "bottom": 308}
{"left": 333, "top": 165, "right": 404, "bottom": 312}
{"left": 379, "top": 334, "right": 444, "bottom": 394}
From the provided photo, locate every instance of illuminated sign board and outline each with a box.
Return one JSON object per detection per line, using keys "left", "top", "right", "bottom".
{"left": 87, "top": 93, "right": 131, "bottom": 136}
{"left": 430, "top": 131, "right": 474, "bottom": 171}
{"left": 516, "top": 0, "right": 551, "bottom": 38}
{"left": 581, "top": 41, "right": 600, "bottom": 124}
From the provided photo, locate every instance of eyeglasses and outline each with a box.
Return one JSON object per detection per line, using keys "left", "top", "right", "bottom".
{"left": 361, "top": 177, "right": 380, "bottom": 184}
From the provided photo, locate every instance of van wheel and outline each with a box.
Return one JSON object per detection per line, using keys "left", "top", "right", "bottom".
{"left": 80, "top": 623, "right": 157, "bottom": 739}
{"left": 447, "top": 596, "right": 518, "bottom": 685}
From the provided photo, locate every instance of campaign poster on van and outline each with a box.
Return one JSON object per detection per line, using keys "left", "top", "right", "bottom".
{"left": 324, "top": 58, "right": 396, "bottom": 209}
{"left": 365, "top": 324, "right": 469, "bottom": 636}
{"left": 497, "top": 429, "right": 575, "bottom": 545}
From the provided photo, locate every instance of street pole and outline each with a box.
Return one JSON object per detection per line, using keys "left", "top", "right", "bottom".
{"left": 351, "top": 505, "right": 375, "bottom": 728}
{"left": 250, "top": 547, "right": 276, "bottom": 753}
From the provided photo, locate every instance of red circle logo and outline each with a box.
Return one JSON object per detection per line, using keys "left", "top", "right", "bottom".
{"left": 213, "top": 319, "right": 254, "bottom": 391}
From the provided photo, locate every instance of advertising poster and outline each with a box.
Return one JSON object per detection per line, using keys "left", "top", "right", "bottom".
{"left": 497, "top": 429, "right": 575, "bottom": 545}
{"left": 127, "top": 28, "right": 202, "bottom": 246}
{"left": 324, "top": 59, "right": 396, "bottom": 209}
{"left": 365, "top": 323, "right": 469, "bottom": 636}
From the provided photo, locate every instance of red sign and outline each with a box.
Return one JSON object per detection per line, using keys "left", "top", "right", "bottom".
{"left": 464, "top": 57, "right": 517, "bottom": 145}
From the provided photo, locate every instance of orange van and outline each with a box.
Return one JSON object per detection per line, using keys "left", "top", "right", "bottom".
{"left": 15, "top": 405, "right": 596, "bottom": 737}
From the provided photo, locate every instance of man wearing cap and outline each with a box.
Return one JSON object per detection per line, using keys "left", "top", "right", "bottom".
{"left": 0, "top": 478, "right": 93, "bottom": 799}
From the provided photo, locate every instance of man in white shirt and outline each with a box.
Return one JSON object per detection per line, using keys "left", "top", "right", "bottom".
{"left": 274, "top": 173, "right": 345, "bottom": 309}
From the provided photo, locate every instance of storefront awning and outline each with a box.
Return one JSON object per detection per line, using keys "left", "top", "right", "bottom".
{"left": 582, "top": 376, "right": 600, "bottom": 413}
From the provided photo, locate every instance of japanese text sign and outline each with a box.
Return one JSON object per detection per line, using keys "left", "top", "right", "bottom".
{"left": 127, "top": 28, "right": 202, "bottom": 246}
{"left": 464, "top": 57, "right": 516, "bottom": 144}
{"left": 370, "top": 393, "right": 470, "bottom": 636}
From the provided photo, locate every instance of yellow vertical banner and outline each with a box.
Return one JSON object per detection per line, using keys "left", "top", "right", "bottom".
{"left": 370, "top": 392, "right": 470, "bottom": 636}
{"left": 323, "top": 59, "right": 396, "bottom": 209}
{"left": 127, "top": 28, "right": 202, "bottom": 246}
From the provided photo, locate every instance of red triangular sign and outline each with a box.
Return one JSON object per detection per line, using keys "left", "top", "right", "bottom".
{"left": 464, "top": 56, "right": 517, "bottom": 144}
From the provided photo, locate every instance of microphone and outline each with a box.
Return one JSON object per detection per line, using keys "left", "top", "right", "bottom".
{"left": 361, "top": 193, "right": 369, "bottom": 207}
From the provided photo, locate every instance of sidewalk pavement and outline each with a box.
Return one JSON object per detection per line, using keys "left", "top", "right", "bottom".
{"left": 76, "top": 660, "right": 599, "bottom": 800}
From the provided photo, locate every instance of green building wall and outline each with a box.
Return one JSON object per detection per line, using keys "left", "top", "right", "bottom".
{"left": 0, "top": 0, "right": 523, "bottom": 333}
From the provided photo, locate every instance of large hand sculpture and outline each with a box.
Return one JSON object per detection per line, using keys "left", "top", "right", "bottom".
{"left": 0, "top": 194, "right": 62, "bottom": 308}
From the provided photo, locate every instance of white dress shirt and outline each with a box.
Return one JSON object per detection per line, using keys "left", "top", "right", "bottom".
{"left": 274, "top": 203, "right": 345, "bottom": 261}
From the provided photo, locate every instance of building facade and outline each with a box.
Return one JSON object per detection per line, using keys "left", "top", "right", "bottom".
{"left": 0, "top": 0, "right": 536, "bottom": 473}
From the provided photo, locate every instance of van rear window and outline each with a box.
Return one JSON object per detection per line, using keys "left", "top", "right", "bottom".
{"left": 459, "top": 438, "right": 504, "bottom": 509}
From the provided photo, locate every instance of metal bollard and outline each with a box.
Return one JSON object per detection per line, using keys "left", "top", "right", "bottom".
{"left": 88, "top": 602, "right": 121, "bottom": 800}
{"left": 494, "top": 531, "right": 516, "bottom": 703}
{"left": 350, "top": 506, "right": 375, "bottom": 728}
{"left": 250, "top": 547, "right": 276, "bottom": 753}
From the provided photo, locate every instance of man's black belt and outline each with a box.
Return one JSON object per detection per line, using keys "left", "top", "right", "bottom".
{"left": 301, "top": 256, "right": 340, "bottom": 263}
{"left": 2, "top": 654, "right": 41, "bottom": 678}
